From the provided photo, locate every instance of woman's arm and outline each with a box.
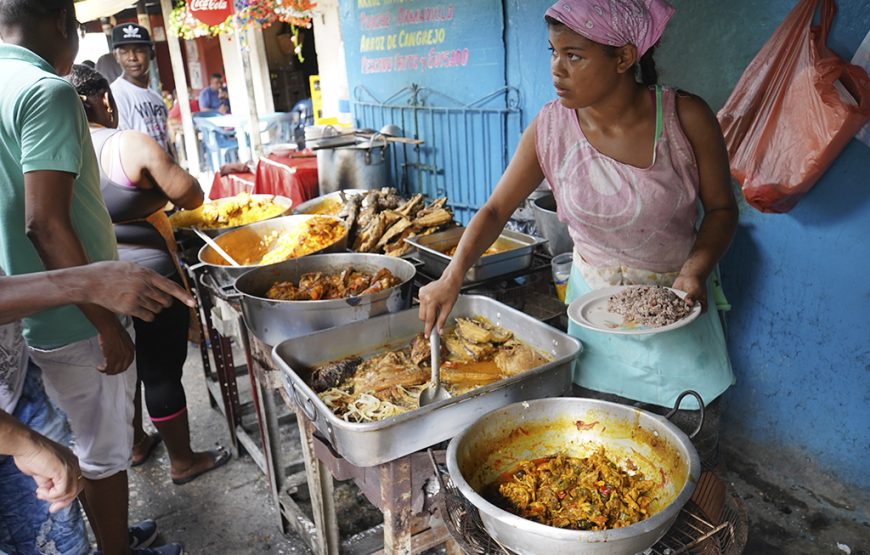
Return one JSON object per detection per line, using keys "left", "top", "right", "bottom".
{"left": 118, "top": 130, "right": 205, "bottom": 210}
{"left": 418, "top": 120, "right": 546, "bottom": 336}
{"left": 673, "top": 92, "right": 739, "bottom": 310}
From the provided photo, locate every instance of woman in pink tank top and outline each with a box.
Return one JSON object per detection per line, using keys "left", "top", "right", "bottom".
{"left": 419, "top": 0, "right": 738, "bottom": 468}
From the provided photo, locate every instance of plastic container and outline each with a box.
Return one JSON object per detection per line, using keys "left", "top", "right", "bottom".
{"left": 551, "top": 252, "right": 572, "bottom": 302}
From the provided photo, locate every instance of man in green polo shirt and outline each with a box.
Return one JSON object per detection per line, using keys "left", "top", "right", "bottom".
{"left": 0, "top": 2, "right": 180, "bottom": 554}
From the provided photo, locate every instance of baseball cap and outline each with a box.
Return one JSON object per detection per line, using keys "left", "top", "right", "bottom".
{"left": 112, "top": 23, "right": 153, "bottom": 48}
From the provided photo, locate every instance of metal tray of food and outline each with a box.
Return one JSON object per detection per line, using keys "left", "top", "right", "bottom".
{"left": 292, "top": 189, "right": 370, "bottom": 216}
{"left": 404, "top": 227, "right": 547, "bottom": 284}
{"left": 272, "top": 294, "right": 581, "bottom": 467}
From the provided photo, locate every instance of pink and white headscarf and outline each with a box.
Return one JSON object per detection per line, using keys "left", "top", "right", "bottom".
{"left": 545, "top": 0, "right": 675, "bottom": 57}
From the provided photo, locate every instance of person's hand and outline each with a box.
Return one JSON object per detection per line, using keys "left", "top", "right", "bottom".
{"left": 672, "top": 272, "right": 708, "bottom": 313}
{"left": 418, "top": 274, "right": 463, "bottom": 338}
{"left": 13, "top": 433, "right": 83, "bottom": 513}
{"left": 83, "top": 261, "right": 195, "bottom": 321}
{"left": 95, "top": 317, "right": 135, "bottom": 375}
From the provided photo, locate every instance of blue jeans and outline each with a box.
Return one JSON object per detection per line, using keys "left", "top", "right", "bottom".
{"left": 0, "top": 361, "right": 90, "bottom": 555}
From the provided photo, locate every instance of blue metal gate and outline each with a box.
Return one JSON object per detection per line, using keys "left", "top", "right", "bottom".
{"left": 353, "top": 83, "right": 523, "bottom": 224}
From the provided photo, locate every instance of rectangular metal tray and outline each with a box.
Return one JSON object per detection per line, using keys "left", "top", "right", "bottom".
{"left": 272, "top": 295, "right": 581, "bottom": 467}
{"left": 404, "top": 227, "right": 546, "bottom": 284}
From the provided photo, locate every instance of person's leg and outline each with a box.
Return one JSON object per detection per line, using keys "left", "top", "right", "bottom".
{"left": 30, "top": 328, "right": 137, "bottom": 555}
{"left": 136, "top": 285, "right": 227, "bottom": 483}
{"left": 0, "top": 361, "right": 90, "bottom": 555}
{"left": 131, "top": 381, "right": 160, "bottom": 466}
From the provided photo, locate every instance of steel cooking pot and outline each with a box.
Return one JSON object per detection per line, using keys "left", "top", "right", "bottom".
{"left": 196, "top": 215, "right": 347, "bottom": 288}
{"left": 316, "top": 135, "right": 391, "bottom": 194}
{"left": 531, "top": 193, "right": 573, "bottom": 257}
{"left": 234, "top": 253, "right": 416, "bottom": 346}
{"left": 446, "top": 395, "right": 702, "bottom": 555}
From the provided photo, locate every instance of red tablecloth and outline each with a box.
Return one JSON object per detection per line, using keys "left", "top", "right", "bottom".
{"left": 254, "top": 154, "right": 319, "bottom": 208}
{"left": 208, "top": 171, "right": 256, "bottom": 200}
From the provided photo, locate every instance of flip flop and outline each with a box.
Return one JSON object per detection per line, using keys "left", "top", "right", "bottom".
{"left": 171, "top": 447, "right": 231, "bottom": 485}
{"left": 131, "top": 433, "right": 163, "bottom": 467}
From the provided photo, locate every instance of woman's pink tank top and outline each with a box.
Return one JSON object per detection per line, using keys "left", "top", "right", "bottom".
{"left": 535, "top": 87, "right": 699, "bottom": 274}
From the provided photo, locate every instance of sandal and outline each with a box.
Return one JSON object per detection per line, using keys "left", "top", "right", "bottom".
{"left": 171, "top": 447, "right": 231, "bottom": 485}
{"left": 131, "top": 433, "right": 162, "bottom": 467}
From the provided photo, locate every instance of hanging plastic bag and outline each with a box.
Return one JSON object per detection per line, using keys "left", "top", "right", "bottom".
{"left": 717, "top": 0, "right": 870, "bottom": 213}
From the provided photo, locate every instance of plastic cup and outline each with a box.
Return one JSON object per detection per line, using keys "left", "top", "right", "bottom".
{"left": 551, "top": 252, "right": 572, "bottom": 302}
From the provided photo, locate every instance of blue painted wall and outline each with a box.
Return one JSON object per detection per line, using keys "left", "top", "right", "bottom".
{"left": 655, "top": 0, "right": 870, "bottom": 491}
{"left": 341, "top": 0, "right": 870, "bottom": 490}
{"left": 339, "top": 0, "right": 506, "bottom": 103}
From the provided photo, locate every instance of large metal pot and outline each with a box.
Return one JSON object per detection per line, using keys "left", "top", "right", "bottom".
{"left": 531, "top": 193, "right": 573, "bottom": 256}
{"left": 196, "top": 215, "right": 347, "bottom": 288}
{"left": 316, "top": 136, "right": 391, "bottom": 194}
{"left": 446, "top": 396, "right": 702, "bottom": 555}
{"left": 234, "top": 253, "right": 416, "bottom": 346}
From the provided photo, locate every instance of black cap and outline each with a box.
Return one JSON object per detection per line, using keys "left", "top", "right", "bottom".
{"left": 112, "top": 23, "right": 153, "bottom": 48}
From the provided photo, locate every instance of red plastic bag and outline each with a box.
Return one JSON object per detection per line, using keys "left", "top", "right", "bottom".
{"left": 717, "top": 0, "right": 870, "bottom": 213}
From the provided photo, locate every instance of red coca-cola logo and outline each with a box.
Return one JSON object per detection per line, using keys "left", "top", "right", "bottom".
{"left": 187, "top": 0, "right": 233, "bottom": 27}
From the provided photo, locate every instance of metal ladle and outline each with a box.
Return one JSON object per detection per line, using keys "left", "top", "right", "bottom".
{"left": 419, "top": 332, "right": 450, "bottom": 406}
{"left": 193, "top": 228, "right": 240, "bottom": 267}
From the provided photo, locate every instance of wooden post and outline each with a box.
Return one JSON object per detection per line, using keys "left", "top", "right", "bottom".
{"left": 159, "top": 0, "right": 201, "bottom": 176}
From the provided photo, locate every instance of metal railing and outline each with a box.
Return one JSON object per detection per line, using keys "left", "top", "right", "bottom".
{"left": 352, "top": 83, "right": 523, "bottom": 224}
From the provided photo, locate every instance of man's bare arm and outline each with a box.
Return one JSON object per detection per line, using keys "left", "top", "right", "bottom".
{"left": 0, "top": 261, "right": 194, "bottom": 325}
{"left": 24, "top": 170, "right": 133, "bottom": 374}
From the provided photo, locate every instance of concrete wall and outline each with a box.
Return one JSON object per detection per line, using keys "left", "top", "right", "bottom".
{"left": 340, "top": 0, "right": 870, "bottom": 490}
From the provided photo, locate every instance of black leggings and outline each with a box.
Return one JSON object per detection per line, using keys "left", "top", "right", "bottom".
{"left": 134, "top": 272, "right": 189, "bottom": 420}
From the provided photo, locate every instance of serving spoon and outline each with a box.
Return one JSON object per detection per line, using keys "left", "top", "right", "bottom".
{"left": 419, "top": 332, "right": 450, "bottom": 406}
{"left": 193, "top": 228, "right": 240, "bottom": 267}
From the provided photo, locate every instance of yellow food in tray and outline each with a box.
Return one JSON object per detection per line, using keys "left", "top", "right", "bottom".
{"left": 311, "top": 316, "right": 551, "bottom": 422}
{"left": 169, "top": 192, "right": 289, "bottom": 230}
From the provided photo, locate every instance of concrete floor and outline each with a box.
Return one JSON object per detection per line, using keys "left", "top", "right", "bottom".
{"left": 125, "top": 343, "right": 870, "bottom": 555}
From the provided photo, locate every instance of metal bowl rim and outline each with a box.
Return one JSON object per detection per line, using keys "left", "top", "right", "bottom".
{"left": 233, "top": 253, "right": 416, "bottom": 305}
{"left": 195, "top": 214, "right": 348, "bottom": 270}
{"left": 292, "top": 189, "right": 371, "bottom": 215}
{"left": 173, "top": 193, "right": 294, "bottom": 234}
{"left": 445, "top": 396, "right": 701, "bottom": 543}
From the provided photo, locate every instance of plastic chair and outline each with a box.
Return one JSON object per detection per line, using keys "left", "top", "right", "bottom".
{"left": 193, "top": 112, "right": 239, "bottom": 173}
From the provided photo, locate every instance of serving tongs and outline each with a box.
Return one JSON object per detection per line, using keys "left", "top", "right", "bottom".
{"left": 419, "top": 332, "right": 450, "bottom": 406}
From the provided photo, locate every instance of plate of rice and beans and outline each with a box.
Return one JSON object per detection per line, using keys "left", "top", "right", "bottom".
{"left": 567, "top": 285, "right": 701, "bottom": 335}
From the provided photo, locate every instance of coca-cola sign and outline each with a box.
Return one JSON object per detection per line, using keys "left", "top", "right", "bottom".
{"left": 187, "top": 0, "right": 234, "bottom": 27}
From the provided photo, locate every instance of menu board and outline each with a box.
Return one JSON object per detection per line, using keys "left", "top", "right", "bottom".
{"left": 342, "top": 0, "right": 506, "bottom": 102}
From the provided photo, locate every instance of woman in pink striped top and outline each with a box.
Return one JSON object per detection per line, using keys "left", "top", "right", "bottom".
{"left": 419, "top": 0, "right": 738, "bottom": 468}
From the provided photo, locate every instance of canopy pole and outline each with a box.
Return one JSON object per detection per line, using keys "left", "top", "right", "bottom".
{"left": 159, "top": 0, "right": 201, "bottom": 176}
{"left": 235, "top": 25, "right": 263, "bottom": 161}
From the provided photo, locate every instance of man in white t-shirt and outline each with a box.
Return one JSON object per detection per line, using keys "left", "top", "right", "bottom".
{"left": 110, "top": 23, "right": 169, "bottom": 150}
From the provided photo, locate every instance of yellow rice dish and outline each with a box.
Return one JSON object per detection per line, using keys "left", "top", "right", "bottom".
{"left": 169, "top": 192, "right": 289, "bottom": 230}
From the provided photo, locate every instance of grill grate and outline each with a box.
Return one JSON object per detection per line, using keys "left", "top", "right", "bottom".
{"left": 429, "top": 452, "right": 747, "bottom": 555}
